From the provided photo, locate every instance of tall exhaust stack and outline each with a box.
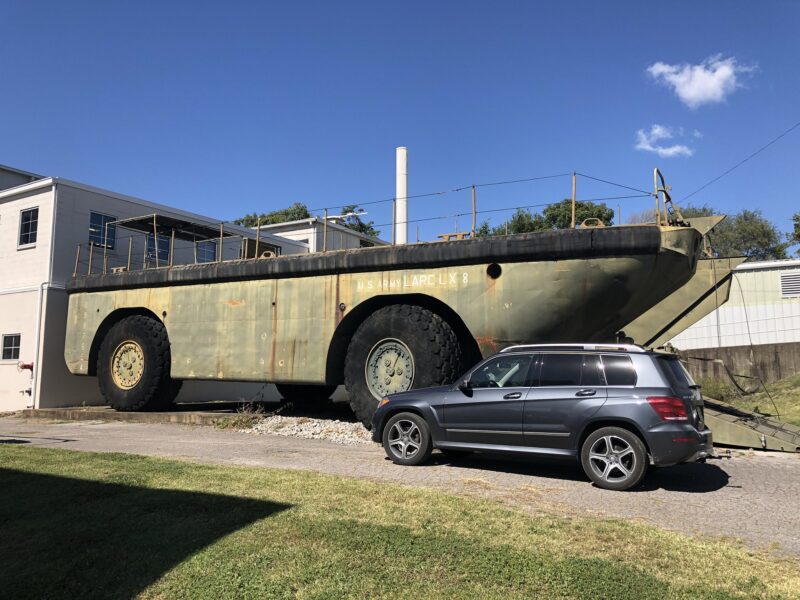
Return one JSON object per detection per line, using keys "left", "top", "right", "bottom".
{"left": 395, "top": 146, "right": 408, "bottom": 244}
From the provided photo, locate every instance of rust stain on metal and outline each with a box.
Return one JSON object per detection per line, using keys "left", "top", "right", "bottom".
{"left": 474, "top": 335, "right": 499, "bottom": 357}
{"left": 334, "top": 274, "right": 343, "bottom": 326}
{"left": 224, "top": 299, "right": 246, "bottom": 307}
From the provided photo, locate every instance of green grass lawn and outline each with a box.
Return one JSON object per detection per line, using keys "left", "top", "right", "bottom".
{"left": 1, "top": 446, "right": 798, "bottom": 599}
{"left": 701, "top": 374, "right": 800, "bottom": 427}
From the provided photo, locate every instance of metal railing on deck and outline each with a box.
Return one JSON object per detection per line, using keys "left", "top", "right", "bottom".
{"left": 72, "top": 214, "right": 280, "bottom": 278}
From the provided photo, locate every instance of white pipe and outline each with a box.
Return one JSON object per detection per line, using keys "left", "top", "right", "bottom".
{"left": 395, "top": 147, "right": 408, "bottom": 245}
{"left": 31, "top": 184, "right": 59, "bottom": 409}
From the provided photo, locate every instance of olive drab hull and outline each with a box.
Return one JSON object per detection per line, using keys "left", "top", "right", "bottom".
{"left": 65, "top": 224, "right": 704, "bottom": 385}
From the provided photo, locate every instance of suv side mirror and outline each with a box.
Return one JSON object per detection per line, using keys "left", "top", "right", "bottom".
{"left": 457, "top": 379, "right": 473, "bottom": 397}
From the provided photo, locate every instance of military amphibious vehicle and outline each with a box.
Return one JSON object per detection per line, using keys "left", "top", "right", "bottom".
{"left": 65, "top": 203, "right": 715, "bottom": 426}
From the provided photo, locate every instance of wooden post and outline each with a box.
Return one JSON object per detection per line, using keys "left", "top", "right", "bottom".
{"left": 73, "top": 244, "right": 81, "bottom": 277}
{"left": 571, "top": 172, "right": 577, "bottom": 228}
{"left": 88, "top": 243, "right": 94, "bottom": 275}
{"left": 169, "top": 229, "right": 175, "bottom": 267}
{"left": 127, "top": 237, "right": 133, "bottom": 272}
{"left": 323, "top": 209, "right": 328, "bottom": 252}
{"left": 102, "top": 223, "right": 109, "bottom": 273}
{"left": 219, "top": 223, "right": 224, "bottom": 262}
{"left": 254, "top": 217, "right": 261, "bottom": 259}
{"left": 153, "top": 215, "right": 159, "bottom": 268}
{"left": 471, "top": 185, "right": 477, "bottom": 238}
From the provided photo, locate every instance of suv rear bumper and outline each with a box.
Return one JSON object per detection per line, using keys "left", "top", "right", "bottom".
{"left": 648, "top": 426, "right": 713, "bottom": 467}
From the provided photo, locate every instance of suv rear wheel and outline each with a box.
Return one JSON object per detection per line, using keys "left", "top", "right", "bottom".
{"left": 580, "top": 426, "right": 648, "bottom": 491}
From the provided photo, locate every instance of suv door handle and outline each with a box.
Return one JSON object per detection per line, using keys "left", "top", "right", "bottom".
{"left": 575, "top": 389, "right": 596, "bottom": 397}
{"left": 503, "top": 392, "right": 522, "bottom": 399}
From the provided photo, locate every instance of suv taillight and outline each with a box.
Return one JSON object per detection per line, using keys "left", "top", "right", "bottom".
{"left": 647, "top": 396, "right": 689, "bottom": 421}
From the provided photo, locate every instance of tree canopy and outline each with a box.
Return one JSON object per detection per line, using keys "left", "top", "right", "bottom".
{"left": 339, "top": 204, "right": 380, "bottom": 238}
{"left": 478, "top": 199, "right": 614, "bottom": 236}
{"left": 234, "top": 203, "right": 311, "bottom": 227}
{"left": 681, "top": 204, "right": 788, "bottom": 261}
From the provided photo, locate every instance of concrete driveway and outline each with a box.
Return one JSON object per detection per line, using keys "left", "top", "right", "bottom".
{"left": 1, "top": 414, "right": 798, "bottom": 555}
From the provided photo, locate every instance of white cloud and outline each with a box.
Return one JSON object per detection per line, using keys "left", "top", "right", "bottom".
{"left": 635, "top": 124, "right": 694, "bottom": 158}
{"left": 646, "top": 55, "right": 754, "bottom": 108}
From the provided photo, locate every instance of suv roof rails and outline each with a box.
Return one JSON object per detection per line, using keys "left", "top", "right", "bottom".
{"left": 498, "top": 343, "right": 647, "bottom": 354}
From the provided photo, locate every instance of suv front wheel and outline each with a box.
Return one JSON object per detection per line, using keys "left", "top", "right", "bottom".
{"left": 580, "top": 426, "right": 648, "bottom": 491}
{"left": 382, "top": 412, "right": 432, "bottom": 466}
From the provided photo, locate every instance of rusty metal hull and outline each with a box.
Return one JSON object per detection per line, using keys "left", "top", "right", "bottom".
{"left": 65, "top": 225, "right": 703, "bottom": 385}
{"left": 622, "top": 257, "right": 747, "bottom": 348}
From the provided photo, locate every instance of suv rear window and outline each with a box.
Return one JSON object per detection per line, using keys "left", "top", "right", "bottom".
{"left": 600, "top": 355, "right": 637, "bottom": 386}
{"left": 656, "top": 356, "right": 695, "bottom": 395}
{"left": 538, "top": 353, "right": 603, "bottom": 387}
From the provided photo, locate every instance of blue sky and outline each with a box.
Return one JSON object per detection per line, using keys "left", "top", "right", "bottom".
{"left": 2, "top": 1, "right": 798, "bottom": 242}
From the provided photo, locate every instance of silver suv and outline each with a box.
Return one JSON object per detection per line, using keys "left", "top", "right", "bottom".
{"left": 371, "top": 344, "right": 713, "bottom": 491}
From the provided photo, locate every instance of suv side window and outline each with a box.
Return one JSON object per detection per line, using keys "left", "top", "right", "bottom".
{"left": 538, "top": 353, "right": 603, "bottom": 387}
{"left": 600, "top": 354, "right": 637, "bottom": 386}
{"left": 469, "top": 355, "right": 533, "bottom": 389}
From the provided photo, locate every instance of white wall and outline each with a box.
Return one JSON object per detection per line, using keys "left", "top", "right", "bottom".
{"left": 670, "top": 264, "right": 800, "bottom": 350}
{"left": 0, "top": 290, "right": 39, "bottom": 410}
{"left": 0, "top": 177, "right": 310, "bottom": 411}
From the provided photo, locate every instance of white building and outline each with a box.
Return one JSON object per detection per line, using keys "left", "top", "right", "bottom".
{"left": 670, "top": 259, "right": 800, "bottom": 350}
{"left": 258, "top": 216, "right": 386, "bottom": 252}
{"left": 0, "top": 165, "right": 313, "bottom": 411}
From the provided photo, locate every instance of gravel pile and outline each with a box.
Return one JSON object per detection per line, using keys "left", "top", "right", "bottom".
{"left": 245, "top": 414, "right": 373, "bottom": 445}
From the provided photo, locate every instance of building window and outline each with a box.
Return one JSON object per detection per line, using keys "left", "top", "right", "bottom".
{"left": 146, "top": 233, "right": 170, "bottom": 265}
{"left": 2, "top": 334, "right": 20, "bottom": 360}
{"left": 780, "top": 271, "right": 800, "bottom": 298}
{"left": 359, "top": 239, "right": 374, "bottom": 248}
{"left": 196, "top": 240, "right": 217, "bottom": 263}
{"left": 89, "top": 212, "right": 117, "bottom": 249}
{"left": 18, "top": 208, "right": 38, "bottom": 246}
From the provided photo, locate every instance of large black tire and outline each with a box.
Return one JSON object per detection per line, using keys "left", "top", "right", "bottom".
{"left": 276, "top": 384, "right": 336, "bottom": 409}
{"left": 97, "top": 315, "right": 180, "bottom": 412}
{"left": 580, "top": 426, "right": 648, "bottom": 491}
{"left": 344, "top": 304, "right": 462, "bottom": 427}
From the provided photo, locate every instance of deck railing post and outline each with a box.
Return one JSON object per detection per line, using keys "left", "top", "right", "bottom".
{"left": 73, "top": 244, "right": 81, "bottom": 277}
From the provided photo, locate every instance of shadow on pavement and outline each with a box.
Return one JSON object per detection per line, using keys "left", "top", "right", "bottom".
{"left": 0, "top": 468, "right": 290, "bottom": 600}
{"left": 635, "top": 461, "right": 730, "bottom": 493}
{"left": 429, "top": 452, "right": 588, "bottom": 483}
{"left": 429, "top": 452, "right": 731, "bottom": 493}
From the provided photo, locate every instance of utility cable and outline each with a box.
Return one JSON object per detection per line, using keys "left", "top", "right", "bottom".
{"left": 575, "top": 172, "right": 653, "bottom": 196}
{"left": 683, "top": 118, "right": 800, "bottom": 201}
{"left": 306, "top": 171, "right": 571, "bottom": 213}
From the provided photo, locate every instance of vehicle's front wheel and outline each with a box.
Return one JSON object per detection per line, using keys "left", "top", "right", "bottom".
{"left": 382, "top": 412, "right": 433, "bottom": 466}
{"left": 580, "top": 426, "right": 648, "bottom": 491}
{"left": 97, "top": 315, "right": 180, "bottom": 411}
{"left": 276, "top": 384, "right": 336, "bottom": 409}
{"left": 344, "top": 304, "right": 462, "bottom": 427}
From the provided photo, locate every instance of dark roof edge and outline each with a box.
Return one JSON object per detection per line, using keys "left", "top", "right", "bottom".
{"left": 67, "top": 226, "right": 668, "bottom": 294}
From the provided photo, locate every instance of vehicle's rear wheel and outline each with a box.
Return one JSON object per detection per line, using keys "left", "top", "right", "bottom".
{"left": 97, "top": 315, "right": 180, "bottom": 412}
{"left": 276, "top": 384, "right": 336, "bottom": 409}
{"left": 580, "top": 426, "right": 648, "bottom": 491}
{"left": 344, "top": 304, "right": 462, "bottom": 427}
{"left": 382, "top": 412, "right": 433, "bottom": 466}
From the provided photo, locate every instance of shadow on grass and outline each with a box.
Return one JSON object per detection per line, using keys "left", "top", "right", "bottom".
{"left": 0, "top": 468, "right": 290, "bottom": 600}
{"left": 431, "top": 452, "right": 730, "bottom": 493}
